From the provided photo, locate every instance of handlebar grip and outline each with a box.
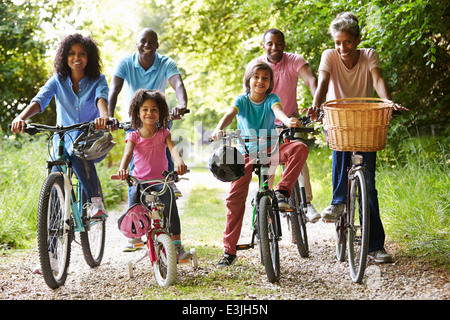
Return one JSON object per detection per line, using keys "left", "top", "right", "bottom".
{"left": 110, "top": 175, "right": 121, "bottom": 180}
{"left": 295, "top": 127, "right": 314, "bottom": 133}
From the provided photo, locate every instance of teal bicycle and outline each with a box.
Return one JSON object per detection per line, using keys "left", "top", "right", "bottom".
{"left": 15, "top": 121, "right": 110, "bottom": 289}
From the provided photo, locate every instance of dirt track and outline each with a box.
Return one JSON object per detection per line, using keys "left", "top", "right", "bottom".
{"left": 0, "top": 169, "right": 448, "bottom": 301}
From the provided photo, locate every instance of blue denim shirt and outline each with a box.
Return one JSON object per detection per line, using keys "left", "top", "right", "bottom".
{"left": 32, "top": 73, "right": 109, "bottom": 155}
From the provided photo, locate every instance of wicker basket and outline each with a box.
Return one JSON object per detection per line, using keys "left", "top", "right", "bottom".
{"left": 323, "top": 98, "right": 393, "bottom": 152}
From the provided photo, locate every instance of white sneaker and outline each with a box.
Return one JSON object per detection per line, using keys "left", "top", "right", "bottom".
{"left": 88, "top": 197, "right": 108, "bottom": 218}
{"left": 321, "top": 204, "right": 345, "bottom": 222}
{"left": 175, "top": 243, "right": 193, "bottom": 262}
{"left": 305, "top": 204, "right": 320, "bottom": 223}
{"left": 368, "top": 249, "right": 393, "bottom": 263}
{"left": 123, "top": 237, "right": 145, "bottom": 252}
{"left": 170, "top": 182, "right": 182, "bottom": 198}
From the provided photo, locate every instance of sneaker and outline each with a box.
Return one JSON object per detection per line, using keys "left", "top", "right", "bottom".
{"left": 217, "top": 253, "right": 236, "bottom": 267}
{"left": 175, "top": 243, "right": 192, "bottom": 262}
{"left": 368, "top": 249, "right": 393, "bottom": 263}
{"left": 88, "top": 197, "right": 108, "bottom": 218}
{"left": 123, "top": 237, "right": 145, "bottom": 252}
{"left": 170, "top": 182, "right": 182, "bottom": 198}
{"left": 321, "top": 204, "right": 345, "bottom": 222}
{"left": 306, "top": 203, "right": 321, "bottom": 223}
{"left": 275, "top": 190, "right": 291, "bottom": 211}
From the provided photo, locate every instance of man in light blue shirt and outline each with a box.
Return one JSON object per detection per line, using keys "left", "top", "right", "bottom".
{"left": 108, "top": 28, "right": 188, "bottom": 121}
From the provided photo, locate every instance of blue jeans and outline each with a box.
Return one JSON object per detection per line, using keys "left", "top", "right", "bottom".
{"left": 331, "top": 151, "right": 385, "bottom": 252}
{"left": 129, "top": 183, "right": 181, "bottom": 235}
{"left": 51, "top": 153, "right": 103, "bottom": 200}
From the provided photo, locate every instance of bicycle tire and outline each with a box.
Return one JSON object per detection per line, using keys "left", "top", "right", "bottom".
{"left": 80, "top": 191, "right": 106, "bottom": 267}
{"left": 347, "top": 169, "right": 370, "bottom": 283}
{"left": 288, "top": 182, "right": 309, "bottom": 257}
{"left": 335, "top": 213, "right": 347, "bottom": 262}
{"left": 37, "top": 173, "right": 71, "bottom": 289}
{"left": 153, "top": 233, "right": 177, "bottom": 287}
{"left": 258, "top": 196, "right": 280, "bottom": 283}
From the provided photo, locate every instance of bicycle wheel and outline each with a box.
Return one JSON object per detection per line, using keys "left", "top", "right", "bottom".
{"left": 37, "top": 173, "right": 71, "bottom": 289}
{"left": 258, "top": 196, "right": 280, "bottom": 283}
{"left": 347, "top": 169, "right": 370, "bottom": 283}
{"left": 288, "top": 182, "right": 309, "bottom": 257}
{"left": 80, "top": 191, "right": 106, "bottom": 267}
{"left": 153, "top": 233, "right": 177, "bottom": 287}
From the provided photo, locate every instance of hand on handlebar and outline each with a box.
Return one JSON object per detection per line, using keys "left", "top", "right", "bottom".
{"left": 116, "top": 168, "right": 129, "bottom": 181}
{"left": 107, "top": 118, "right": 120, "bottom": 131}
{"left": 171, "top": 106, "right": 189, "bottom": 120}
{"left": 210, "top": 128, "right": 226, "bottom": 142}
{"left": 284, "top": 117, "right": 302, "bottom": 128}
{"left": 304, "top": 106, "right": 322, "bottom": 122}
{"left": 10, "top": 118, "right": 27, "bottom": 133}
{"left": 176, "top": 162, "right": 188, "bottom": 176}
{"left": 94, "top": 114, "right": 111, "bottom": 130}
{"left": 389, "top": 101, "right": 409, "bottom": 112}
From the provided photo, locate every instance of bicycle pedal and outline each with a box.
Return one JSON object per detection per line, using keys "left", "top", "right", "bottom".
{"left": 178, "top": 259, "right": 190, "bottom": 264}
{"left": 236, "top": 244, "right": 253, "bottom": 251}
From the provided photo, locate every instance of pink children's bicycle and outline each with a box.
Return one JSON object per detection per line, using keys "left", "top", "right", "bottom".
{"left": 111, "top": 171, "right": 198, "bottom": 287}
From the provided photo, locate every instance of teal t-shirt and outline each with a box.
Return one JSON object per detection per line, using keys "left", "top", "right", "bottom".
{"left": 232, "top": 93, "right": 281, "bottom": 155}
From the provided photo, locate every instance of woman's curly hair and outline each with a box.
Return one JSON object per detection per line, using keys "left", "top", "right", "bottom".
{"left": 54, "top": 33, "right": 102, "bottom": 80}
{"left": 129, "top": 89, "right": 171, "bottom": 130}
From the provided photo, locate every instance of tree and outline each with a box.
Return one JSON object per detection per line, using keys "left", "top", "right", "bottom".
{"left": 0, "top": 0, "right": 54, "bottom": 130}
{"left": 162, "top": 0, "right": 449, "bottom": 133}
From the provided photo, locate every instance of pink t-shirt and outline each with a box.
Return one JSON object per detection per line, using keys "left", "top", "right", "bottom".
{"left": 318, "top": 48, "right": 382, "bottom": 100}
{"left": 255, "top": 52, "right": 308, "bottom": 122}
{"left": 127, "top": 129, "right": 170, "bottom": 181}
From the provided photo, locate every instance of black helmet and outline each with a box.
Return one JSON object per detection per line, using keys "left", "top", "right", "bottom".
{"left": 209, "top": 146, "right": 245, "bottom": 182}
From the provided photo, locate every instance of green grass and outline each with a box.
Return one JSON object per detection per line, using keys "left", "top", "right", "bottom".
{"left": 377, "top": 150, "right": 449, "bottom": 265}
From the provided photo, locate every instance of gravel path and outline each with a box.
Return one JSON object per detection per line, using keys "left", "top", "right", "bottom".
{"left": 0, "top": 169, "right": 448, "bottom": 300}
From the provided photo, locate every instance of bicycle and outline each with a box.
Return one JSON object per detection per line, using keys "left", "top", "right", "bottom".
{"left": 10, "top": 121, "right": 110, "bottom": 289}
{"left": 322, "top": 97, "right": 395, "bottom": 283}
{"left": 215, "top": 130, "right": 294, "bottom": 283}
{"left": 275, "top": 117, "right": 315, "bottom": 258}
{"left": 111, "top": 171, "right": 198, "bottom": 287}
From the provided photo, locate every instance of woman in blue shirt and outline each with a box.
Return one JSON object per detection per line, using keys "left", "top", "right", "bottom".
{"left": 11, "top": 33, "right": 110, "bottom": 218}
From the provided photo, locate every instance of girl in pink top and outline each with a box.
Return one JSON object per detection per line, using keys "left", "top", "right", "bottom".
{"left": 117, "top": 89, "right": 191, "bottom": 259}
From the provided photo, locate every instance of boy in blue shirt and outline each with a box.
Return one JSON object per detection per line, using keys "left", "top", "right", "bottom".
{"left": 210, "top": 61, "right": 309, "bottom": 266}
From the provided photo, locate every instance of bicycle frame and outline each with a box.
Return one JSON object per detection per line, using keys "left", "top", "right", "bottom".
{"left": 44, "top": 131, "right": 83, "bottom": 233}
{"left": 114, "top": 173, "right": 181, "bottom": 264}
{"left": 337, "top": 153, "right": 365, "bottom": 246}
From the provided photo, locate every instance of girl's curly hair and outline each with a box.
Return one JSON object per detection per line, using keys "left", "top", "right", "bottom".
{"left": 129, "top": 89, "right": 170, "bottom": 130}
{"left": 54, "top": 33, "right": 102, "bottom": 80}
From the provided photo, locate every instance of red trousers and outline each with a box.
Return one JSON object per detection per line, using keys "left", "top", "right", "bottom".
{"left": 223, "top": 141, "right": 308, "bottom": 255}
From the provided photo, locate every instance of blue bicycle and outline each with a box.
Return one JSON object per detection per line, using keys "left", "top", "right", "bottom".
{"left": 17, "top": 121, "right": 110, "bottom": 289}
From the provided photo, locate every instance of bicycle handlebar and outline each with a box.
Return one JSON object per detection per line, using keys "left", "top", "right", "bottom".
{"left": 110, "top": 170, "right": 188, "bottom": 197}
{"left": 116, "top": 109, "right": 190, "bottom": 131}
{"left": 8, "top": 120, "right": 115, "bottom": 136}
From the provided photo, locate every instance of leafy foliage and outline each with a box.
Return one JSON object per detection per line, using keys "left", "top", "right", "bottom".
{"left": 0, "top": 1, "right": 53, "bottom": 131}
{"left": 162, "top": 0, "right": 449, "bottom": 133}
